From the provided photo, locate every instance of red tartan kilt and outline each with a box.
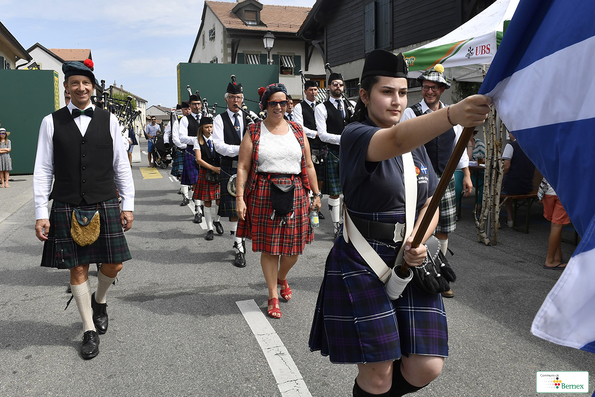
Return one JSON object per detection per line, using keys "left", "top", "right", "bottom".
{"left": 237, "top": 174, "right": 313, "bottom": 256}
{"left": 193, "top": 168, "right": 220, "bottom": 201}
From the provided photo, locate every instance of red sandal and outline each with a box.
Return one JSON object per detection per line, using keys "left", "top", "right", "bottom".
{"left": 267, "top": 298, "right": 282, "bottom": 319}
{"left": 277, "top": 279, "right": 292, "bottom": 301}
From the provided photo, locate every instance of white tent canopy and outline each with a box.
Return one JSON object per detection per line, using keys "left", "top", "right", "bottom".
{"left": 404, "top": 0, "right": 520, "bottom": 82}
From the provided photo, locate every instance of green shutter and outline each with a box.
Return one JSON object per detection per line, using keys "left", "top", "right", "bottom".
{"left": 273, "top": 54, "right": 280, "bottom": 74}
{"left": 260, "top": 54, "right": 268, "bottom": 65}
{"left": 237, "top": 53, "right": 245, "bottom": 64}
{"left": 294, "top": 55, "right": 301, "bottom": 75}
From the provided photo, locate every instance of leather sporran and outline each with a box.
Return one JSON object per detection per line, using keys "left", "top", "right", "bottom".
{"left": 410, "top": 236, "right": 456, "bottom": 294}
{"left": 70, "top": 208, "right": 100, "bottom": 247}
{"left": 270, "top": 177, "right": 295, "bottom": 217}
{"left": 204, "top": 169, "right": 220, "bottom": 183}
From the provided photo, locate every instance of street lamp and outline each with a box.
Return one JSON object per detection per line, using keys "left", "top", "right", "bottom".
{"left": 263, "top": 31, "right": 275, "bottom": 65}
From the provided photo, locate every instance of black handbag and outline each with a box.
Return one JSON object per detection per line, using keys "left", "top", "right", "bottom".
{"left": 410, "top": 235, "right": 456, "bottom": 294}
{"left": 269, "top": 175, "right": 295, "bottom": 218}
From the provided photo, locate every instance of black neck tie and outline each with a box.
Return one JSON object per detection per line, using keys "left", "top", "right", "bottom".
{"left": 233, "top": 113, "right": 240, "bottom": 138}
{"left": 311, "top": 103, "right": 315, "bottom": 110}
{"left": 288, "top": 113, "right": 293, "bottom": 121}
{"left": 207, "top": 139, "right": 213, "bottom": 155}
{"left": 337, "top": 100, "right": 345, "bottom": 119}
{"left": 72, "top": 108, "right": 94, "bottom": 119}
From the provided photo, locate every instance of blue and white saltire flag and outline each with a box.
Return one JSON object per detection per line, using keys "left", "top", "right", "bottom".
{"left": 480, "top": 0, "right": 595, "bottom": 353}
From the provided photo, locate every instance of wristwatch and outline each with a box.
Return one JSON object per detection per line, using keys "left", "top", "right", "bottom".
{"left": 313, "top": 192, "right": 322, "bottom": 198}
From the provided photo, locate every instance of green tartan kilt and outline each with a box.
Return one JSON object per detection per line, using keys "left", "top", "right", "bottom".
{"left": 324, "top": 146, "right": 342, "bottom": 197}
{"left": 41, "top": 198, "right": 132, "bottom": 269}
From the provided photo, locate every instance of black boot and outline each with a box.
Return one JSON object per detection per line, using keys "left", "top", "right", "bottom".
{"left": 91, "top": 293, "right": 108, "bottom": 335}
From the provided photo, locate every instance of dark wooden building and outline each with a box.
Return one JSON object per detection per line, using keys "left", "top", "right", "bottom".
{"left": 299, "top": 0, "right": 495, "bottom": 93}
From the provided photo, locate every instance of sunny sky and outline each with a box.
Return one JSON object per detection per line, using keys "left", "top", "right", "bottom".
{"left": 2, "top": 0, "right": 317, "bottom": 108}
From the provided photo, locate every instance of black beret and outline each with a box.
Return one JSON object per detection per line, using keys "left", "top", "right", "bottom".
{"left": 226, "top": 81, "right": 243, "bottom": 94}
{"left": 328, "top": 72, "right": 343, "bottom": 86}
{"left": 189, "top": 94, "right": 201, "bottom": 102}
{"left": 176, "top": 104, "right": 182, "bottom": 110}
{"left": 62, "top": 61, "right": 95, "bottom": 83}
{"left": 361, "top": 50, "right": 408, "bottom": 81}
{"left": 181, "top": 101, "right": 190, "bottom": 108}
{"left": 200, "top": 117, "right": 213, "bottom": 127}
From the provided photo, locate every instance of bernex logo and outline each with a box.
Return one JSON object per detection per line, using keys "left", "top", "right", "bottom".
{"left": 536, "top": 371, "right": 589, "bottom": 393}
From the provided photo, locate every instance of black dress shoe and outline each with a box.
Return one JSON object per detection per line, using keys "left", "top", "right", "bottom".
{"left": 233, "top": 242, "right": 246, "bottom": 268}
{"left": 193, "top": 211, "right": 203, "bottom": 224}
{"left": 81, "top": 330, "right": 99, "bottom": 360}
{"left": 91, "top": 293, "right": 108, "bottom": 335}
{"left": 318, "top": 211, "right": 325, "bottom": 220}
{"left": 213, "top": 221, "right": 224, "bottom": 235}
{"left": 180, "top": 197, "right": 190, "bottom": 206}
{"left": 205, "top": 230, "right": 214, "bottom": 241}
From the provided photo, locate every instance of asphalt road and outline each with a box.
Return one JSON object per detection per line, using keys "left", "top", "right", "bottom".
{"left": 1, "top": 144, "right": 594, "bottom": 396}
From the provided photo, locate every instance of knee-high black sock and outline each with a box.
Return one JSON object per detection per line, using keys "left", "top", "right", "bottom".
{"left": 390, "top": 360, "right": 428, "bottom": 397}
{"left": 353, "top": 379, "right": 390, "bottom": 397}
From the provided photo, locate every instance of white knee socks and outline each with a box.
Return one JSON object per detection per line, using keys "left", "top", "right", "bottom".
{"left": 212, "top": 203, "right": 221, "bottom": 222}
{"left": 328, "top": 197, "right": 341, "bottom": 224}
{"left": 204, "top": 206, "right": 213, "bottom": 230}
{"left": 181, "top": 185, "right": 189, "bottom": 198}
{"left": 96, "top": 270, "right": 116, "bottom": 304}
{"left": 439, "top": 238, "right": 449, "bottom": 256}
{"left": 71, "top": 280, "right": 95, "bottom": 332}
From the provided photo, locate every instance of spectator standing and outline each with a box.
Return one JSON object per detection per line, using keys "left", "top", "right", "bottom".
{"left": 145, "top": 116, "right": 160, "bottom": 167}
{"left": 0, "top": 128, "right": 12, "bottom": 187}
{"left": 538, "top": 179, "right": 571, "bottom": 270}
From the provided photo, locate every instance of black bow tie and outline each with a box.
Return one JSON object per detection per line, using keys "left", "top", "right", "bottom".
{"left": 72, "top": 108, "right": 94, "bottom": 118}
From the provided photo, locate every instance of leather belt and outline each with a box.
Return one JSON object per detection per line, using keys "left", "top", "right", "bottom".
{"left": 349, "top": 213, "right": 406, "bottom": 243}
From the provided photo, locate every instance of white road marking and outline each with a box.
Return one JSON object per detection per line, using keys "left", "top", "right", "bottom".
{"left": 236, "top": 299, "right": 312, "bottom": 397}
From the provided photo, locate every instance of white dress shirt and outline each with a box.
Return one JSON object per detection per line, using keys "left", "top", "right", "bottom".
{"left": 315, "top": 97, "right": 356, "bottom": 146}
{"left": 400, "top": 100, "right": 469, "bottom": 169}
{"left": 33, "top": 102, "right": 135, "bottom": 220}
{"left": 171, "top": 117, "right": 185, "bottom": 149}
{"left": 292, "top": 99, "right": 318, "bottom": 140}
{"left": 178, "top": 113, "right": 202, "bottom": 147}
{"left": 212, "top": 108, "right": 244, "bottom": 158}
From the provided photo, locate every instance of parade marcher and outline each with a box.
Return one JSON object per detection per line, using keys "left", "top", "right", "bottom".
{"left": 212, "top": 77, "right": 249, "bottom": 267}
{"left": 308, "top": 49, "right": 491, "bottom": 397}
{"left": 178, "top": 95, "right": 204, "bottom": 222}
{"left": 34, "top": 60, "right": 135, "bottom": 360}
{"left": 236, "top": 83, "right": 321, "bottom": 319}
{"left": 284, "top": 94, "right": 294, "bottom": 121}
{"left": 193, "top": 117, "right": 223, "bottom": 240}
{"left": 145, "top": 116, "right": 160, "bottom": 167}
{"left": 0, "top": 128, "right": 12, "bottom": 187}
{"left": 294, "top": 80, "right": 325, "bottom": 219}
{"left": 400, "top": 65, "right": 472, "bottom": 298}
{"left": 315, "top": 72, "right": 355, "bottom": 237}
{"left": 163, "top": 104, "right": 179, "bottom": 147}
{"left": 171, "top": 102, "right": 190, "bottom": 181}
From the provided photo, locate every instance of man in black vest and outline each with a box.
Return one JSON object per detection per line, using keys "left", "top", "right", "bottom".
{"left": 293, "top": 80, "right": 326, "bottom": 220}
{"left": 315, "top": 73, "right": 354, "bottom": 236}
{"left": 212, "top": 78, "right": 249, "bottom": 267}
{"left": 34, "top": 60, "right": 135, "bottom": 359}
{"left": 179, "top": 94, "right": 204, "bottom": 221}
{"left": 400, "top": 66, "right": 472, "bottom": 298}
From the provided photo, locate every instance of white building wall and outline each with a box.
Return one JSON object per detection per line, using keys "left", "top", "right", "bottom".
{"left": 191, "top": 9, "right": 225, "bottom": 64}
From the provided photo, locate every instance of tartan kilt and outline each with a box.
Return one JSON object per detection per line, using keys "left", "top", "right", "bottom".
{"left": 309, "top": 209, "right": 448, "bottom": 364}
{"left": 237, "top": 174, "right": 313, "bottom": 255}
{"left": 436, "top": 175, "right": 457, "bottom": 234}
{"left": 41, "top": 198, "right": 132, "bottom": 269}
{"left": 324, "top": 146, "right": 341, "bottom": 196}
{"left": 193, "top": 167, "right": 220, "bottom": 201}
{"left": 311, "top": 148, "right": 327, "bottom": 186}
{"left": 170, "top": 148, "right": 184, "bottom": 177}
{"left": 218, "top": 164, "right": 237, "bottom": 218}
{"left": 180, "top": 148, "right": 199, "bottom": 186}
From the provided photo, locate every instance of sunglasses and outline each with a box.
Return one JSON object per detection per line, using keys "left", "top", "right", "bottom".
{"left": 0, "top": 132, "right": 5, "bottom": 135}
{"left": 268, "top": 100, "right": 288, "bottom": 107}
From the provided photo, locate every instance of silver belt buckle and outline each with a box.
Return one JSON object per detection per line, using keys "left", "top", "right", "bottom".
{"left": 393, "top": 223, "right": 405, "bottom": 244}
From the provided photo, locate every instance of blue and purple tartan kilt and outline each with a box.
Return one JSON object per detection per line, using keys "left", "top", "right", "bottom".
{"left": 436, "top": 174, "right": 457, "bottom": 234}
{"left": 309, "top": 209, "right": 448, "bottom": 364}
{"left": 170, "top": 149, "right": 184, "bottom": 178}
{"left": 41, "top": 198, "right": 132, "bottom": 269}
{"left": 218, "top": 164, "right": 237, "bottom": 219}
{"left": 237, "top": 174, "right": 313, "bottom": 256}
{"left": 180, "top": 148, "right": 199, "bottom": 186}
{"left": 193, "top": 167, "right": 220, "bottom": 201}
{"left": 324, "top": 147, "right": 341, "bottom": 197}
